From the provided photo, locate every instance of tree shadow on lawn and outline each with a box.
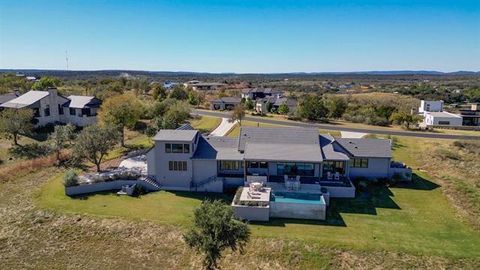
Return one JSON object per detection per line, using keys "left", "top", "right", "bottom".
{"left": 256, "top": 185, "right": 402, "bottom": 228}
{"left": 393, "top": 173, "right": 440, "bottom": 191}
{"left": 169, "top": 190, "right": 234, "bottom": 203}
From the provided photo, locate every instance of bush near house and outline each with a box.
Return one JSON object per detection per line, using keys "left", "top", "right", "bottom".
{"left": 63, "top": 170, "right": 79, "bottom": 187}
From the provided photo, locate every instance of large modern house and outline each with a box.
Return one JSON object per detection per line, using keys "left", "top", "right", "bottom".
{"left": 0, "top": 88, "right": 101, "bottom": 127}
{"left": 146, "top": 126, "right": 411, "bottom": 220}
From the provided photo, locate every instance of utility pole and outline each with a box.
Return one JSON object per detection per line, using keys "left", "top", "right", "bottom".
{"left": 65, "top": 50, "right": 69, "bottom": 71}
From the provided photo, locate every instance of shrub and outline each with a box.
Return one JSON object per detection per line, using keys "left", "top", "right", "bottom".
{"left": 63, "top": 170, "right": 79, "bottom": 187}
{"left": 132, "top": 184, "right": 146, "bottom": 197}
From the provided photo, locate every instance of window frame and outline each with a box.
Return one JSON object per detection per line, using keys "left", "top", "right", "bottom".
{"left": 351, "top": 158, "right": 369, "bottom": 168}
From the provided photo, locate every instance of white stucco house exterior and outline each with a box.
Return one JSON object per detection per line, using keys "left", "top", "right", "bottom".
{"left": 0, "top": 88, "right": 101, "bottom": 127}
{"left": 419, "top": 100, "right": 463, "bottom": 127}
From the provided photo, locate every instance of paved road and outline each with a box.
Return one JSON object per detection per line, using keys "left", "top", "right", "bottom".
{"left": 193, "top": 109, "right": 480, "bottom": 141}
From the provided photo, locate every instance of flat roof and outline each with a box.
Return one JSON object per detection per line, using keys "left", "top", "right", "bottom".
{"left": 153, "top": 130, "right": 198, "bottom": 141}
{"left": 426, "top": 111, "right": 462, "bottom": 118}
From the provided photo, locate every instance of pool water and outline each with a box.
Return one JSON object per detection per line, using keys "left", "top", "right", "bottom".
{"left": 272, "top": 192, "right": 325, "bottom": 205}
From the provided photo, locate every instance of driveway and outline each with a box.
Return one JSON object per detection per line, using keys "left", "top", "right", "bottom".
{"left": 193, "top": 109, "right": 480, "bottom": 140}
{"left": 209, "top": 117, "right": 238, "bottom": 136}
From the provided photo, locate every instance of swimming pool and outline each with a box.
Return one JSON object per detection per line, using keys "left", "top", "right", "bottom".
{"left": 272, "top": 192, "right": 325, "bottom": 205}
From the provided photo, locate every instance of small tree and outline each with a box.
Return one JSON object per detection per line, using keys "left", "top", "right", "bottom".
{"left": 160, "top": 101, "right": 191, "bottom": 129}
{"left": 32, "top": 76, "right": 61, "bottom": 90}
{"left": 0, "top": 108, "right": 34, "bottom": 146}
{"left": 231, "top": 104, "right": 245, "bottom": 126}
{"left": 184, "top": 200, "right": 250, "bottom": 270}
{"left": 73, "top": 124, "right": 119, "bottom": 172}
{"left": 151, "top": 84, "right": 167, "bottom": 101}
{"left": 324, "top": 96, "right": 347, "bottom": 119}
{"left": 63, "top": 169, "right": 79, "bottom": 187}
{"left": 390, "top": 111, "right": 422, "bottom": 129}
{"left": 49, "top": 124, "right": 76, "bottom": 164}
{"left": 169, "top": 85, "right": 188, "bottom": 100}
{"left": 99, "top": 93, "right": 142, "bottom": 146}
{"left": 278, "top": 102, "right": 290, "bottom": 115}
{"left": 244, "top": 99, "right": 254, "bottom": 110}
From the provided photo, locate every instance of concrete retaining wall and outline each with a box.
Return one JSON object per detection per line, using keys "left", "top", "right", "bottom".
{"left": 270, "top": 201, "right": 326, "bottom": 220}
{"left": 322, "top": 185, "right": 355, "bottom": 198}
{"left": 232, "top": 203, "right": 270, "bottom": 221}
{"left": 65, "top": 180, "right": 159, "bottom": 196}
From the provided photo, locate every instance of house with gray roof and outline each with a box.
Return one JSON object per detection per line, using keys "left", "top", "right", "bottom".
{"left": 147, "top": 126, "right": 410, "bottom": 193}
{"left": 210, "top": 97, "right": 242, "bottom": 110}
{"left": 0, "top": 88, "right": 101, "bottom": 127}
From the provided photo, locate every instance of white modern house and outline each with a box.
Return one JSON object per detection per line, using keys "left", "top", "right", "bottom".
{"left": 419, "top": 100, "right": 463, "bottom": 127}
{"left": 0, "top": 88, "right": 101, "bottom": 127}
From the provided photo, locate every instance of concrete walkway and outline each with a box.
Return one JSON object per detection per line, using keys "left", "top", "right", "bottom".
{"left": 341, "top": 131, "right": 367, "bottom": 138}
{"left": 210, "top": 118, "right": 238, "bottom": 136}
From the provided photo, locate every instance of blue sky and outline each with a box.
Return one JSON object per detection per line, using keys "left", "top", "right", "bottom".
{"left": 0, "top": 0, "right": 479, "bottom": 72}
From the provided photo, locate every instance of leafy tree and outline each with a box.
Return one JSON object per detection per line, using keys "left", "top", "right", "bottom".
{"left": 465, "top": 87, "right": 480, "bottom": 103}
{"left": 244, "top": 99, "right": 254, "bottom": 110}
{"left": 73, "top": 124, "right": 119, "bottom": 172}
{"left": 184, "top": 200, "right": 250, "bottom": 270}
{"left": 169, "top": 85, "right": 188, "bottom": 100}
{"left": 278, "top": 102, "right": 290, "bottom": 115}
{"left": 99, "top": 93, "right": 142, "bottom": 146}
{"left": 188, "top": 90, "right": 200, "bottom": 106}
{"left": 297, "top": 95, "right": 328, "bottom": 121}
{"left": 49, "top": 124, "right": 76, "bottom": 164}
{"left": 32, "top": 76, "right": 61, "bottom": 90}
{"left": 0, "top": 108, "right": 34, "bottom": 146}
{"left": 230, "top": 104, "right": 245, "bottom": 125}
{"left": 390, "top": 111, "right": 422, "bottom": 129}
{"left": 0, "top": 73, "right": 32, "bottom": 93}
{"left": 266, "top": 102, "right": 273, "bottom": 113}
{"left": 151, "top": 84, "right": 167, "bottom": 101}
{"left": 159, "top": 101, "right": 191, "bottom": 129}
{"left": 324, "top": 96, "right": 347, "bottom": 118}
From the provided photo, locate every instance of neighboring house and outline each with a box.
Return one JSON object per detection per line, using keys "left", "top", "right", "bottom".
{"left": 423, "top": 111, "right": 463, "bottom": 127}
{"left": 419, "top": 100, "right": 443, "bottom": 113}
{"left": 210, "top": 97, "right": 242, "bottom": 110}
{"left": 255, "top": 96, "right": 296, "bottom": 114}
{"left": 419, "top": 100, "right": 463, "bottom": 127}
{"left": 241, "top": 88, "right": 283, "bottom": 100}
{"left": 459, "top": 104, "right": 480, "bottom": 126}
{"left": 184, "top": 81, "right": 226, "bottom": 91}
{"left": 0, "top": 88, "right": 101, "bottom": 127}
{"left": 0, "top": 91, "right": 21, "bottom": 109}
{"left": 61, "top": 95, "right": 102, "bottom": 127}
{"left": 146, "top": 126, "right": 409, "bottom": 194}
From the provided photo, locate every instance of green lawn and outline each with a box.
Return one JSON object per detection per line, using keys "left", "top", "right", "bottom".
{"left": 189, "top": 116, "right": 222, "bottom": 133}
{"left": 37, "top": 174, "right": 480, "bottom": 258}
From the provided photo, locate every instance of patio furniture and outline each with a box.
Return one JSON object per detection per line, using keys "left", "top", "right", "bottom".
{"left": 334, "top": 172, "right": 340, "bottom": 180}
{"left": 327, "top": 172, "right": 333, "bottom": 180}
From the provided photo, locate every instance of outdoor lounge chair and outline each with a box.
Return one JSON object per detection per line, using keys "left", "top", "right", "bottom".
{"left": 334, "top": 172, "right": 340, "bottom": 180}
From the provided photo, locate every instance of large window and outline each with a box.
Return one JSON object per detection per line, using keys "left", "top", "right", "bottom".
{"left": 168, "top": 161, "right": 187, "bottom": 171}
{"left": 277, "top": 163, "right": 314, "bottom": 176}
{"left": 322, "top": 161, "right": 345, "bottom": 175}
{"left": 219, "top": 161, "right": 243, "bottom": 171}
{"left": 81, "top": 108, "right": 91, "bottom": 117}
{"left": 70, "top": 108, "right": 76, "bottom": 116}
{"left": 58, "top": 105, "right": 64, "bottom": 115}
{"left": 44, "top": 105, "right": 50, "bottom": 116}
{"left": 350, "top": 158, "right": 368, "bottom": 168}
{"left": 165, "top": 143, "right": 190, "bottom": 154}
